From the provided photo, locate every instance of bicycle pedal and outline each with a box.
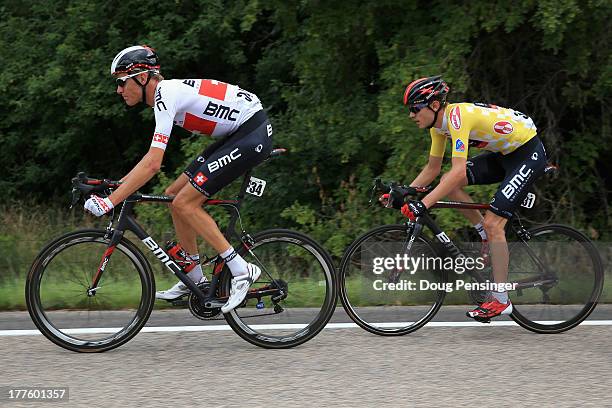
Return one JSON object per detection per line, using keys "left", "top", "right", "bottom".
{"left": 171, "top": 299, "right": 189, "bottom": 307}
{"left": 466, "top": 311, "right": 491, "bottom": 323}
{"left": 472, "top": 316, "right": 491, "bottom": 324}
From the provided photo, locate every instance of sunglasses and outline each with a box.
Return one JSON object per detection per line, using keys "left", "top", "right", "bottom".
{"left": 409, "top": 103, "right": 429, "bottom": 114}
{"left": 115, "top": 71, "right": 145, "bottom": 87}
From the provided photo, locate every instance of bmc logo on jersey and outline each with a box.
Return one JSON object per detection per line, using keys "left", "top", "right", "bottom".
{"left": 501, "top": 165, "right": 532, "bottom": 199}
{"left": 455, "top": 139, "right": 465, "bottom": 152}
{"left": 494, "top": 121, "right": 514, "bottom": 135}
{"left": 450, "top": 106, "right": 461, "bottom": 130}
{"left": 208, "top": 148, "right": 242, "bottom": 173}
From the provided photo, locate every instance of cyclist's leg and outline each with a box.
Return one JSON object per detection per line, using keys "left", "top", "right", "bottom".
{"left": 479, "top": 137, "right": 546, "bottom": 303}
{"left": 174, "top": 117, "right": 272, "bottom": 253}
{"left": 172, "top": 112, "right": 272, "bottom": 311}
{"left": 171, "top": 133, "right": 237, "bottom": 255}
{"left": 455, "top": 152, "right": 507, "bottom": 243}
{"left": 467, "top": 210, "right": 513, "bottom": 320}
{"left": 440, "top": 171, "right": 482, "bottom": 225}
{"left": 165, "top": 174, "right": 199, "bottom": 255}
{"left": 482, "top": 210, "right": 509, "bottom": 283}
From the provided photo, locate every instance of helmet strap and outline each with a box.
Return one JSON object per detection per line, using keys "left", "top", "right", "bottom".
{"left": 426, "top": 99, "right": 446, "bottom": 129}
{"left": 134, "top": 71, "right": 152, "bottom": 105}
{"left": 426, "top": 106, "right": 439, "bottom": 129}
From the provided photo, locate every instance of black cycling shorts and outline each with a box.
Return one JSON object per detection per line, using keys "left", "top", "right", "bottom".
{"left": 466, "top": 136, "right": 547, "bottom": 219}
{"left": 184, "top": 110, "right": 273, "bottom": 197}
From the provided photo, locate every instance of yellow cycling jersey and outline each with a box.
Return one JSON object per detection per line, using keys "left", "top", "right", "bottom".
{"left": 429, "top": 102, "right": 537, "bottom": 158}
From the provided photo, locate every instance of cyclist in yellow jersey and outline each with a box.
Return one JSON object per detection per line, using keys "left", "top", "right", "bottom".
{"left": 396, "top": 76, "right": 547, "bottom": 321}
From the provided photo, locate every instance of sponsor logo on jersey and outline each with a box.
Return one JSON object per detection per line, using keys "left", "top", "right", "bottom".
{"left": 450, "top": 106, "right": 461, "bottom": 130}
{"left": 194, "top": 172, "right": 208, "bottom": 186}
{"left": 531, "top": 152, "right": 538, "bottom": 160}
{"left": 155, "top": 87, "right": 167, "bottom": 111}
{"left": 494, "top": 121, "right": 514, "bottom": 135}
{"left": 153, "top": 132, "right": 169, "bottom": 146}
{"left": 208, "top": 148, "right": 242, "bottom": 173}
{"left": 204, "top": 101, "right": 240, "bottom": 121}
{"left": 502, "top": 165, "right": 532, "bottom": 199}
{"left": 455, "top": 139, "right": 465, "bottom": 152}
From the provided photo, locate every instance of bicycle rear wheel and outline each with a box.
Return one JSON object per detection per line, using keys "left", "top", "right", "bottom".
{"left": 508, "top": 224, "right": 603, "bottom": 333}
{"left": 25, "top": 229, "right": 155, "bottom": 352}
{"left": 222, "top": 229, "right": 337, "bottom": 348}
{"left": 339, "top": 224, "right": 447, "bottom": 335}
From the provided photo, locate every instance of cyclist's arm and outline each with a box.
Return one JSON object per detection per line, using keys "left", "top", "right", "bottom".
{"left": 120, "top": 158, "right": 144, "bottom": 183}
{"left": 115, "top": 85, "right": 176, "bottom": 196}
{"left": 107, "top": 147, "right": 165, "bottom": 205}
{"left": 410, "top": 155, "right": 442, "bottom": 187}
{"left": 421, "top": 156, "right": 466, "bottom": 208}
{"left": 410, "top": 130, "right": 445, "bottom": 187}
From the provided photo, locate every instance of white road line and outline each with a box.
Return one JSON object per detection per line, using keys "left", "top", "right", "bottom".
{"left": 1, "top": 320, "right": 612, "bottom": 337}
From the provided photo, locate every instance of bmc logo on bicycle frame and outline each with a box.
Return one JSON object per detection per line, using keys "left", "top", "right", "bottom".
{"left": 142, "top": 237, "right": 182, "bottom": 274}
{"left": 502, "top": 165, "right": 532, "bottom": 199}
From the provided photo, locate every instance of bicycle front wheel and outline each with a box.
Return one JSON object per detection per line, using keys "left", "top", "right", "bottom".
{"left": 339, "top": 224, "right": 447, "bottom": 336}
{"left": 25, "top": 229, "right": 155, "bottom": 352}
{"left": 222, "top": 229, "right": 337, "bottom": 348}
{"left": 508, "top": 224, "right": 604, "bottom": 333}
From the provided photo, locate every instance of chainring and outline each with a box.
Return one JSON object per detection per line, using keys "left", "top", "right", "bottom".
{"left": 188, "top": 282, "right": 222, "bottom": 320}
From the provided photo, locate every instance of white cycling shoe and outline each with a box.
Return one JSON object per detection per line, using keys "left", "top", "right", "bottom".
{"left": 155, "top": 276, "right": 208, "bottom": 300}
{"left": 221, "top": 263, "right": 261, "bottom": 313}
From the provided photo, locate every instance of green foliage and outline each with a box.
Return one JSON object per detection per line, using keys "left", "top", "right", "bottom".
{"left": 0, "top": 0, "right": 610, "bottom": 256}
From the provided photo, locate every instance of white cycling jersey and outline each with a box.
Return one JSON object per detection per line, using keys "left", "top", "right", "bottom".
{"left": 151, "top": 79, "right": 263, "bottom": 150}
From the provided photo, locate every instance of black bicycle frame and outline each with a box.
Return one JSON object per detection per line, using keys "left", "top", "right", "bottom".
{"left": 402, "top": 206, "right": 555, "bottom": 290}
{"left": 90, "top": 169, "right": 256, "bottom": 304}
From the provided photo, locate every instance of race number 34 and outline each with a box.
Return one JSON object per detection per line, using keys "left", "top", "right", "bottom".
{"left": 247, "top": 177, "right": 266, "bottom": 197}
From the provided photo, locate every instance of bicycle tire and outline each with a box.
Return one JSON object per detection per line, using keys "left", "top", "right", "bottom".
{"left": 222, "top": 229, "right": 337, "bottom": 348}
{"left": 509, "top": 224, "right": 604, "bottom": 333}
{"left": 25, "top": 229, "right": 155, "bottom": 352}
{"left": 339, "top": 224, "right": 447, "bottom": 336}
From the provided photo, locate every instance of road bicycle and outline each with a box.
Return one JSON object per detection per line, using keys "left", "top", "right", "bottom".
{"left": 26, "top": 149, "right": 337, "bottom": 352}
{"left": 339, "top": 170, "right": 603, "bottom": 335}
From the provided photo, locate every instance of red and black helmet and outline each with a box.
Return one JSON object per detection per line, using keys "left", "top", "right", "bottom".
{"left": 403, "top": 75, "right": 449, "bottom": 106}
{"left": 110, "top": 45, "right": 160, "bottom": 76}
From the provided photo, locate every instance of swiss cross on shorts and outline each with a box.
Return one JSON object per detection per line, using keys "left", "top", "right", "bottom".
{"left": 194, "top": 172, "right": 208, "bottom": 186}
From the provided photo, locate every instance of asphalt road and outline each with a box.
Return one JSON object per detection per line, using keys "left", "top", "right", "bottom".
{"left": 1, "top": 306, "right": 611, "bottom": 407}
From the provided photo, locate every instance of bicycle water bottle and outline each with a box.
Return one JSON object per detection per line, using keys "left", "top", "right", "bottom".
{"left": 165, "top": 241, "right": 197, "bottom": 272}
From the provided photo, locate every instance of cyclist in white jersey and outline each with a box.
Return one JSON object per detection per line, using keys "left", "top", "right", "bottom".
{"left": 83, "top": 45, "right": 272, "bottom": 312}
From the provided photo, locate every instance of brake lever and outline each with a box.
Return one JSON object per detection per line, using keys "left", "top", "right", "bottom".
{"left": 369, "top": 178, "right": 391, "bottom": 205}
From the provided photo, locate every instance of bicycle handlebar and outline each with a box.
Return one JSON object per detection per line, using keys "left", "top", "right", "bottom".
{"left": 70, "top": 172, "right": 122, "bottom": 208}
{"left": 369, "top": 178, "right": 431, "bottom": 205}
